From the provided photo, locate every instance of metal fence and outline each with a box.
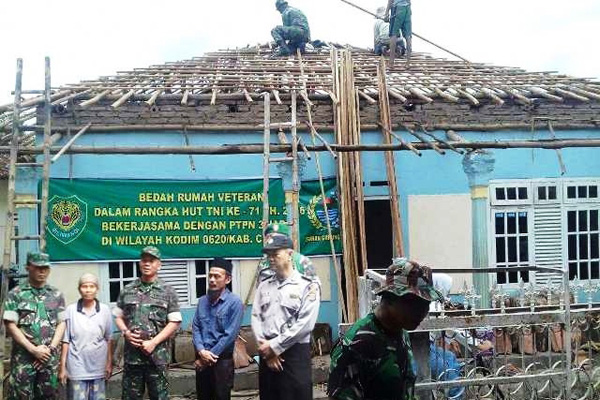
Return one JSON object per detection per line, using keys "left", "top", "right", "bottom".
{"left": 354, "top": 266, "right": 600, "bottom": 399}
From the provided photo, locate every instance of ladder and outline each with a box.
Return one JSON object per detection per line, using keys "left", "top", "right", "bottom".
{"left": 242, "top": 91, "right": 300, "bottom": 307}
{"left": 0, "top": 57, "right": 53, "bottom": 400}
{"left": 262, "top": 90, "right": 300, "bottom": 248}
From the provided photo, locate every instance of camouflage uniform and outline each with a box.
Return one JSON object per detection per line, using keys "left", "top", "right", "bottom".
{"left": 114, "top": 277, "right": 181, "bottom": 400}
{"left": 3, "top": 279, "right": 66, "bottom": 400}
{"left": 272, "top": 0, "right": 311, "bottom": 55}
{"left": 328, "top": 313, "right": 417, "bottom": 400}
{"left": 328, "top": 258, "right": 443, "bottom": 400}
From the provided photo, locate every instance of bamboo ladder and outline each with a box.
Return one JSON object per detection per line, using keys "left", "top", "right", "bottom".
{"left": 0, "top": 58, "right": 53, "bottom": 399}
{"left": 261, "top": 90, "right": 300, "bottom": 247}
{"left": 242, "top": 89, "right": 301, "bottom": 307}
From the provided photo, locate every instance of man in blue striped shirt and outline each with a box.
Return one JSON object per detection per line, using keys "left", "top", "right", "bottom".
{"left": 192, "top": 258, "right": 244, "bottom": 400}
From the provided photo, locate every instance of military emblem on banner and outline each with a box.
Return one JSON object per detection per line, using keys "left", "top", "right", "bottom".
{"left": 307, "top": 190, "right": 340, "bottom": 231}
{"left": 47, "top": 195, "right": 88, "bottom": 244}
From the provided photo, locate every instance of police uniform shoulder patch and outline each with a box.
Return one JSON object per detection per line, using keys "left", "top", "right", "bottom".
{"left": 307, "top": 283, "right": 319, "bottom": 301}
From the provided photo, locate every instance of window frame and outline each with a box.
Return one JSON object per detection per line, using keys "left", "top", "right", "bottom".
{"left": 490, "top": 178, "right": 600, "bottom": 287}
{"left": 489, "top": 206, "right": 534, "bottom": 286}
{"left": 101, "top": 258, "right": 243, "bottom": 307}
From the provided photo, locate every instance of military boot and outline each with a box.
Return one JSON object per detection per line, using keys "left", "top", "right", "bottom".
{"left": 273, "top": 44, "right": 292, "bottom": 57}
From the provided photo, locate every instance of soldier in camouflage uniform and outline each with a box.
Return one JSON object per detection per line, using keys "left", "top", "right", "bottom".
{"left": 327, "top": 258, "right": 443, "bottom": 400}
{"left": 271, "top": 0, "right": 311, "bottom": 56}
{"left": 255, "top": 223, "right": 317, "bottom": 287}
{"left": 113, "top": 246, "right": 182, "bottom": 400}
{"left": 3, "top": 252, "right": 66, "bottom": 400}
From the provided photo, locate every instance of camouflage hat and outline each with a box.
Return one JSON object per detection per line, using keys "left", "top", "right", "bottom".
{"left": 141, "top": 246, "right": 161, "bottom": 260}
{"left": 275, "top": 0, "right": 288, "bottom": 8}
{"left": 376, "top": 258, "right": 444, "bottom": 303}
{"left": 262, "top": 233, "right": 293, "bottom": 252}
{"left": 264, "top": 223, "right": 290, "bottom": 237}
{"left": 27, "top": 252, "right": 50, "bottom": 267}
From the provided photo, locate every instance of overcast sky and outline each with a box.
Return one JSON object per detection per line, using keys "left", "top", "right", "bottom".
{"left": 1, "top": 0, "right": 598, "bottom": 106}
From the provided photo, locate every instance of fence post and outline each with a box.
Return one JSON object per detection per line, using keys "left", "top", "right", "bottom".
{"left": 563, "top": 265, "right": 572, "bottom": 399}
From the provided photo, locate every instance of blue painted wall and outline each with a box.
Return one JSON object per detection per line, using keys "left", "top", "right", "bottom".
{"left": 37, "top": 128, "right": 600, "bottom": 327}
{"left": 45, "top": 128, "right": 600, "bottom": 266}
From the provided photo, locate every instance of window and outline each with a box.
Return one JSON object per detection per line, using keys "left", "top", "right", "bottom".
{"left": 567, "top": 209, "right": 600, "bottom": 280}
{"left": 105, "top": 259, "right": 239, "bottom": 306}
{"left": 490, "top": 183, "right": 531, "bottom": 206}
{"left": 192, "top": 259, "right": 234, "bottom": 302}
{"left": 491, "top": 178, "right": 600, "bottom": 285}
{"left": 493, "top": 210, "right": 530, "bottom": 284}
{"left": 108, "top": 261, "right": 140, "bottom": 303}
{"left": 565, "top": 182, "right": 599, "bottom": 202}
{"left": 194, "top": 260, "right": 209, "bottom": 301}
{"left": 535, "top": 184, "right": 560, "bottom": 203}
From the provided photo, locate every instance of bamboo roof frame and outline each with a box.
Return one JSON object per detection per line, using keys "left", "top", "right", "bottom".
{"left": 0, "top": 44, "right": 599, "bottom": 178}
{"left": 2, "top": 45, "right": 600, "bottom": 118}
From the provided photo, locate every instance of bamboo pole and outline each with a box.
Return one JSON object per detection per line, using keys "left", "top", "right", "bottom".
{"left": 112, "top": 89, "right": 135, "bottom": 108}
{"left": 79, "top": 89, "right": 111, "bottom": 108}
{"left": 548, "top": 121, "right": 567, "bottom": 175}
{"left": 145, "top": 89, "right": 163, "bottom": 106}
{"left": 0, "top": 58, "right": 23, "bottom": 400}
{"left": 338, "top": 50, "right": 360, "bottom": 322}
{"left": 40, "top": 57, "right": 52, "bottom": 252}
{"left": 290, "top": 91, "right": 300, "bottom": 251}
{"left": 378, "top": 58, "right": 405, "bottom": 257}
{"left": 262, "top": 94, "right": 271, "bottom": 234}
{"left": 1, "top": 137, "right": 600, "bottom": 156}
{"left": 304, "top": 121, "right": 337, "bottom": 159}
{"left": 51, "top": 122, "right": 92, "bottom": 163}
{"left": 298, "top": 49, "right": 348, "bottom": 322}
{"left": 353, "top": 88, "right": 368, "bottom": 276}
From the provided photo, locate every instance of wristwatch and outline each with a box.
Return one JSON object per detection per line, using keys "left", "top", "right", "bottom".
{"left": 48, "top": 344, "right": 58, "bottom": 354}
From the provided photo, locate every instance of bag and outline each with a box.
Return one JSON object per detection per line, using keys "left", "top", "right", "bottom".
{"left": 233, "top": 336, "right": 252, "bottom": 369}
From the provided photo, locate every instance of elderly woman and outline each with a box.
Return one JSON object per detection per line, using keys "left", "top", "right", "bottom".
{"left": 59, "top": 273, "right": 113, "bottom": 400}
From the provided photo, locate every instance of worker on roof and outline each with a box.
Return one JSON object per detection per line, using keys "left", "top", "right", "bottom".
{"left": 374, "top": 6, "right": 406, "bottom": 57}
{"left": 271, "top": 0, "right": 311, "bottom": 57}
{"left": 385, "top": 0, "right": 412, "bottom": 64}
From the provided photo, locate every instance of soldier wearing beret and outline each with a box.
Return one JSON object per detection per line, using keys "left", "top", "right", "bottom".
{"left": 3, "top": 252, "right": 66, "bottom": 400}
{"left": 327, "top": 258, "right": 443, "bottom": 400}
{"left": 113, "top": 246, "right": 182, "bottom": 400}
{"left": 251, "top": 234, "right": 321, "bottom": 400}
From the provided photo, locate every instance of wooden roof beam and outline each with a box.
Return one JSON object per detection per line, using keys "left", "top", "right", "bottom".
{"left": 433, "top": 88, "right": 459, "bottom": 103}
{"left": 529, "top": 86, "right": 563, "bottom": 102}
{"left": 78, "top": 90, "right": 111, "bottom": 108}
{"left": 552, "top": 87, "right": 589, "bottom": 102}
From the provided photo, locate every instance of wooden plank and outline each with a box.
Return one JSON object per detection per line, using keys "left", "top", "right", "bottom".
{"left": 377, "top": 58, "right": 405, "bottom": 257}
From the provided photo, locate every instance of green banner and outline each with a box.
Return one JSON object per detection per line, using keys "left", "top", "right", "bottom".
{"left": 299, "top": 179, "right": 342, "bottom": 254}
{"left": 46, "top": 178, "right": 341, "bottom": 261}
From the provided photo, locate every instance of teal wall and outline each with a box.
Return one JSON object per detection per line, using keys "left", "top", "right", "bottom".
{"left": 25, "top": 128, "right": 600, "bottom": 328}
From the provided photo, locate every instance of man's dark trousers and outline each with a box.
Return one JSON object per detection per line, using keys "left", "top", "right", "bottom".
{"left": 258, "top": 343, "right": 312, "bottom": 400}
{"left": 196, "top": 356, "right": 234, "bottom": 400}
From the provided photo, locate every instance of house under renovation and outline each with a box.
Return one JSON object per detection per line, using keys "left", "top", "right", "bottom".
{"left": 2, "top": 45, "right": 600, "bottom": 397}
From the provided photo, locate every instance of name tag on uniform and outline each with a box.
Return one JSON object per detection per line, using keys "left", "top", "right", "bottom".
{"left": 289, "top": 293, "right": 300, "bottom": 299}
